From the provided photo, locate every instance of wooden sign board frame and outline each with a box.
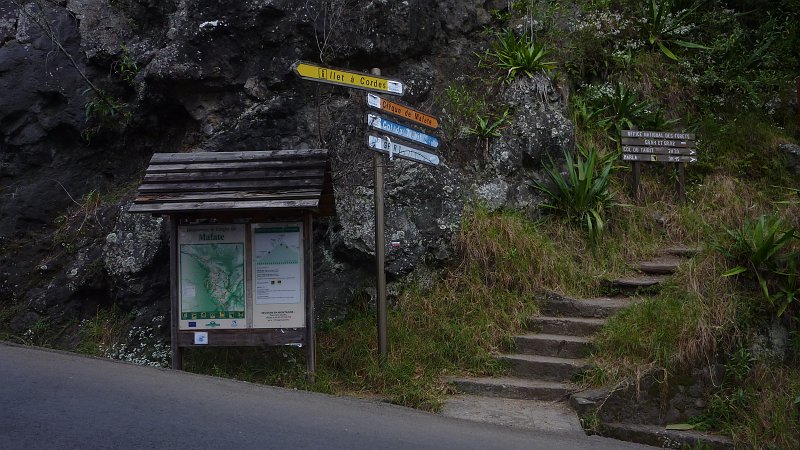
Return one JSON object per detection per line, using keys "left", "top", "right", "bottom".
{"left": 622, "top": 130, "right": 697, "bottom": 204}
{"left": 168, "top": 211, "right": 316, "bottom": 374}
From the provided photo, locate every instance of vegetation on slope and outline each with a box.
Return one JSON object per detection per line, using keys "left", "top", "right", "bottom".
{"left": 5, "top": 0, "right": 799, "bottom": 447}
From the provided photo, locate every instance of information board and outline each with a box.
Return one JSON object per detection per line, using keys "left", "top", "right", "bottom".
{"left": 251, "top": 223, "right": 305, "bottom": 329}
{"left": 178, "top": 224, "right": 246, "bottom": 330}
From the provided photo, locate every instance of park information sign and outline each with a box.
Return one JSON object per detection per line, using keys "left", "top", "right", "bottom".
{"left": 178, "top": 224, "right": 246, "bottom": 330}
{"left": 620, "top": 129, "right": 697, "bottom": 204}
{"left": 251, "top": 223, "right": 305, "bottom": 329}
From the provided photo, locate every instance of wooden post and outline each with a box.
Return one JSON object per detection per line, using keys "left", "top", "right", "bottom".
{"left": 169, "top": 216, "right": 183, "bottom": 370}
{"left": 632, "top": 161, "right": 641, "bottom": 201}
{"left": 371, "top": 67, "right": 388, "bottom": 359}
{"left": 678, "top": 163, "right": 686, "bottom": 205}
{"left": 304, "top": 212, "right": 316, "bottom": 379}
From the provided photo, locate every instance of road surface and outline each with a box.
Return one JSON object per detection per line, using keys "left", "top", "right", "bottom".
{"left": 0, "top": 343, "right": 649, "bottom": 449}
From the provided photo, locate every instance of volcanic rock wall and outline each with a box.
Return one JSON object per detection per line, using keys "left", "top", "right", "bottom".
{"left": 0, "top": 0, "right": 573, "bottom": 333}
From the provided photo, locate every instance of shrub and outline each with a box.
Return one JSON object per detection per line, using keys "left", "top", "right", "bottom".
{"left": 718, "top": 214, "right": 800, "bottom": 317}
{"left": 481, "top": 28, "right": 556, "bottom": 83}
{"left": 466, "top": 108, "right": 511, "bottom": 139}
{"left": 535, "top": 145, "right": 615, "bottom": 244}
{"left": 641, "top": 0, "right": 709, "bottom": 61}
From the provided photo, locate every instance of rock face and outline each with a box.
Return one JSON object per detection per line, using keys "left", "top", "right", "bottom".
{"left": 0, "top": 1, "right": 572, "bottom": 330}
{"left": 780, "top": 143, "right": 800, "bottom": 175}
{"left": 487, "top": 74, "right": 573, "bottom": 213}
{"left": 571, "top": 366, "right": 724, "bottom": 426}
{"left": 101, "top": 202, "right": 167, "bottom": 301}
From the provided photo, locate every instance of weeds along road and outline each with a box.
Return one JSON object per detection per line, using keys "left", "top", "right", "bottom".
{"left": 0, "top": 343, "right": 649, "bottom": 450}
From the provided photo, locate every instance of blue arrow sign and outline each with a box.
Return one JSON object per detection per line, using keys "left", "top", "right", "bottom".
{"left": 366, "top": 113, "right": 440, "bottom": 149}
{"left": 367, "top": 135, "right": 440, "bottom": 166}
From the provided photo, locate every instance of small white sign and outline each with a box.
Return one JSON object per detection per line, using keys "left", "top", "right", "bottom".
{"left": 387, "top": 81, "right": 403, "bottom": 94}
{"left": 194, "top": 332, "right": 209, "bottom": 345}
{"left": 367, "top": 93, "right": 381, "bottom": 109}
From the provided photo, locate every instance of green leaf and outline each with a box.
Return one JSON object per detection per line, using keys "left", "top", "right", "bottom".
{"left": 722, "top": 266, "right": 748, "bottom": 277}
{"left": 671, "top": 39, "right": 711, "bottom": 50}
{"left": 657, "top": 41, "right": 678, "bottom": 60}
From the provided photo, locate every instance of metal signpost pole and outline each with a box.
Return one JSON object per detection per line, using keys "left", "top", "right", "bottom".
{"left": 371, "top": 68, "right": 388, "bottom": 359}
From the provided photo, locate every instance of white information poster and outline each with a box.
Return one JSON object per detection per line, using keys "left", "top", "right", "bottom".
{"left": 178, "top": 224, "right": 246, "bottom": 330}
{"left": 251, "top": 223, "right": 305, "bottom": 329}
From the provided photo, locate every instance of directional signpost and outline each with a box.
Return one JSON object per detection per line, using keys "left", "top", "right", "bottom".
{"left": 366, "top": 135, "right": 440, "bottom": 166}
{"left": 367, "top": 114, "right": 440, "bottom": 149}
{"left": 293, "top": 63, "right": 441, "bottom": 361}
{"left": 622, "top": 154, "right": 697, "bottom": 163}
{"left": 621, "top": 138, "right": 694, "bottom": 148}
{"left": 366, "top": 93, "right": 439, "bottom": 129}
{"left": 621, "top": 130, "right": 697, "bottom": 203}
{"left": 292, "top": 62, "right": 404, "bottom": 95}
{"left": 621, "top": 146, "right": 696, "bottom": 156}
{"left": 620, "top": 130, "right": 694, "bottom": 140}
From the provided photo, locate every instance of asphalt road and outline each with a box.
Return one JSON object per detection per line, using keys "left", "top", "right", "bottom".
{"left": 0, "top": 343, "right": 649, "bottom": 449}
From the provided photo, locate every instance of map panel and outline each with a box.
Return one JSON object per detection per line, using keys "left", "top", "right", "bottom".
{"left": 178, "top": 225, "right": 246, "bottom": 330}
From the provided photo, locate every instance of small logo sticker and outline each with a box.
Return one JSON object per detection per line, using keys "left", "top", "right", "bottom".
{"left": 188, "top": 322, "right": 197, "bottom": 328}
{"left": 231, "top": 320, "right": 239, "bottom": 327}
{"left": 205, "top": 321, "right": 221, "bottom": 328}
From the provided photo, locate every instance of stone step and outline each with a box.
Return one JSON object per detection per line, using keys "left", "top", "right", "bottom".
{"left": 600, "top": 422, "right": 734, "bottom": 450}
{"left": 604, "top": 275, "right": 669, "bottom": 293}
{"left": 439, "top": 395, "right": 585, "bottom": 434}
{"left": 448, "top": 376, "right": 575, "bottom": 401}
{"left": 540, "top": 296, "right": 632, "bottom": 319}
{"left": 498, "top": 354, "right": 589, "bottom": 381}
{"left": 514, "top": 333, "right": 591, "bottom": 358}
{"left": 634, "top": 257, "right": 681, "bottom": 275}
{"left": 527, "top": 316, "right": 607, "bottom": 337}
{"left": 657, "top": 245, "right": 702, "bottom": 258}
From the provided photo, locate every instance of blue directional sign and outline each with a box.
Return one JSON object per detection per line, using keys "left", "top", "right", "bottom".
{"left": 366, "top": 113, "right": 440, "bottom": 149}
{"left": 367, "top": 135, "right": 440, "bottom": 167}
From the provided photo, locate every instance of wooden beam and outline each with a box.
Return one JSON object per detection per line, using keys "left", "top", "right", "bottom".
{"left": 304, "top": 211, "right": 316, "bottom": 378}
{"left": 169, "top": 217, "right": 183, "bottom": 370}
{"left": 143, "top": 168, "right": 325, "bottom": 183}
{"left": 176, "top": 329, "right": 306, "bottom": 347}
{"left": 150, "top": 149, "right": 327, "bottom": 163}
{"left": 146, "top": 160, "right": 327, "bottom": 174}
{"left": 129, "top": 199, "right": 319, "bottom": 214}
{"left": 138, "top": 178, "right": 324, "bottom": 194}
{"left": 134, "top": 190, "right": 321, "bottom": 204}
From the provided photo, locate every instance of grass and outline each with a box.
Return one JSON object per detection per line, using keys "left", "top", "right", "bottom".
{"left": 697, "top": 364, "right": 800, "bottom": 449}
{"left": 183, "top": 208, "right": 557, "bottom": 410}
{"left": 76, "top": 305, "right": 133, "bottom": 357}
{"left": 178, "top": 203, "right": 676, "bottom": 410}
{"left": 3, "top": 0, "right": 798, "bottom": 445}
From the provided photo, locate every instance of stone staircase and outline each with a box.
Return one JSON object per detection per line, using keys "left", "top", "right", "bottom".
{"left": 440, "top": 246, "right": 700, "bottom": 440}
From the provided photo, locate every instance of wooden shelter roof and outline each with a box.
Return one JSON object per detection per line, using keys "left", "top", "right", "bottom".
{"left": 130, "top": 149, "right": 335, "bottom": 216}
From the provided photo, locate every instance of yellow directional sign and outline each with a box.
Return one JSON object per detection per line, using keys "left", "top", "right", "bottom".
{"left": 292, "top": 62, "right": 404, "bottom": 95}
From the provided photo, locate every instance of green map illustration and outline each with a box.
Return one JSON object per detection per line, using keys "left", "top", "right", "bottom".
{"left": 180, "top": 243, "right": 245, "bottom": 320}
